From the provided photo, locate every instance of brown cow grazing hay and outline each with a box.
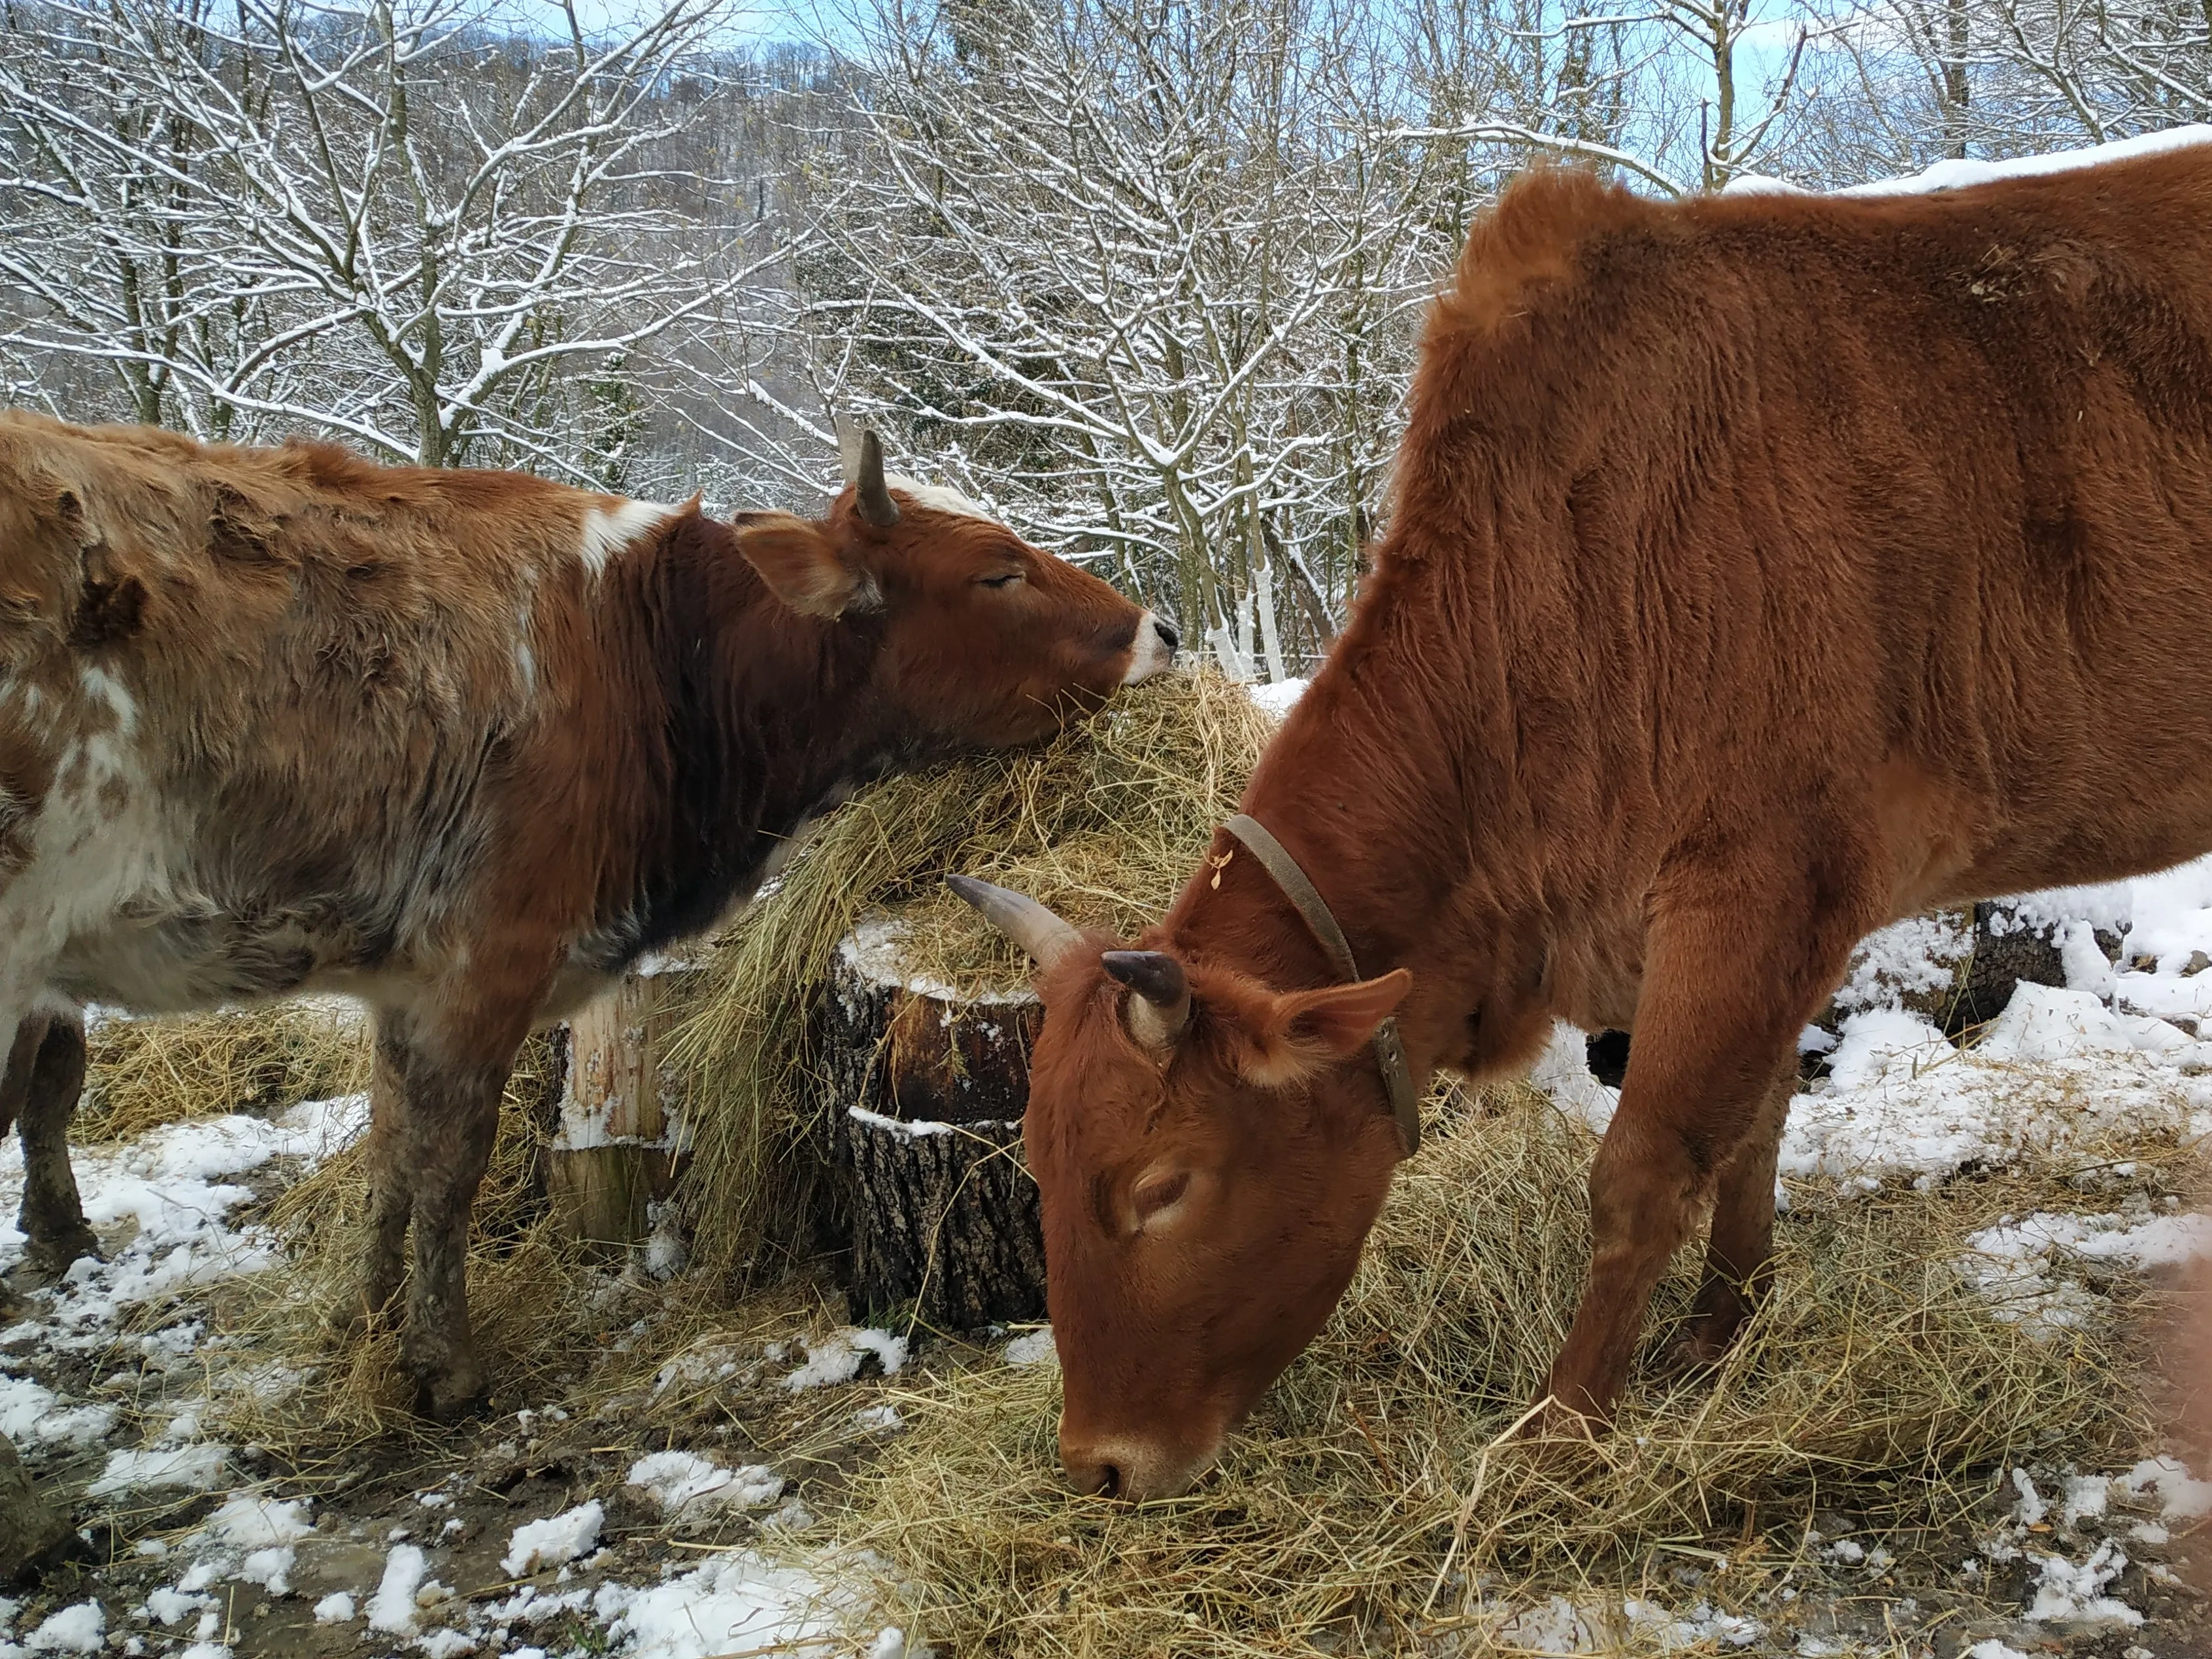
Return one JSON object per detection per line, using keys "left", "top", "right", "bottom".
{"left": 963, "top": 141, "right": 2212, "bottom": 1500}
{"left": 834, "top": 1086, "right": 2156, "bottom": 1652}
{"left": 0, "top": 409, "right": 1173, "bottom": 1418}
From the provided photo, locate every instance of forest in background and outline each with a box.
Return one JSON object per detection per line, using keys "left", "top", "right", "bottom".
{"left": 3, "top": 0, "right": 2204, "bottom": 673}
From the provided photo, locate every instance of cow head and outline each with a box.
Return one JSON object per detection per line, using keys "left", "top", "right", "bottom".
{"left": 735, "top": 429, "right": 1177, "bottom": 743}
{"left": 950, "top": 876, "right": 1412, "bottom": 1502}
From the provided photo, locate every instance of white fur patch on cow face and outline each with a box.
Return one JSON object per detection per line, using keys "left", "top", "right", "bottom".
{"left": 579, "top": 499, "right": 677, "bottom": 575}
{"left": 884, "top": 473, "right": 994, "bottom": 522}
{"left": 1123, "top": 611, "right": 1177, "bottom": 684}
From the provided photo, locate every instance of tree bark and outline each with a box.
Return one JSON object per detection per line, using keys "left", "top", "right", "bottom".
{"left": 815, "top": 930, "right": 1047, "bottom": 1330}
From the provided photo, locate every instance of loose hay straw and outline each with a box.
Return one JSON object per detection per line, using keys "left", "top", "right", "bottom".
{"left": 669, "top": 667, "right": 1272, "bottom": 1284}
{"left": 79, "top": 1001, "right": 369, "bottom": 1144}
{"left": 839, "top": 1085, "right": 2158, "bottom": 1656}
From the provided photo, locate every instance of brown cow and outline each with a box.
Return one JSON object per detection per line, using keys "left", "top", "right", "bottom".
{"left": 960, "top": 142, "right": 2212, "bottom": 1500}
{"left": 0, "top": 411, "right": 1175, "bottom": 1416}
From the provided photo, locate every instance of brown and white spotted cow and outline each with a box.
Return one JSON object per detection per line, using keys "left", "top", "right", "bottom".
{"left": 0, "top": 411, "right": 1175, "bottom": 1415}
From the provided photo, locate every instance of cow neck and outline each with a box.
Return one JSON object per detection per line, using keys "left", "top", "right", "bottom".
{"left": 610, "top": 514, "right": 906, "bottom": 960}
{"left": 1175, "top": 621, "right": 1549, "bottom": 1096}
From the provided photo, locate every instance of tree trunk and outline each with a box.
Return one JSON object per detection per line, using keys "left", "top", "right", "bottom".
{"left": 815, "top": 928, "right": 1047, "bottom": 1330}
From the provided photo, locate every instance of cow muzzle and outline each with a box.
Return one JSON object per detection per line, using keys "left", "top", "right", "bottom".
{"left": 1060, "top": 1430, "right": 1217, "bottom": 1503}
{"left": 1122, "top": 611, "right": 1180, "bottom": 683}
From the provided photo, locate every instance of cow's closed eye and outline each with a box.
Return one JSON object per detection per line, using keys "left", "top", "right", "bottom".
{"left": 1131, "top": 1168, "right": 1192, "bottom": 1231}
{"left": 977, "top": 571, "right": 1023, "bottom": 589}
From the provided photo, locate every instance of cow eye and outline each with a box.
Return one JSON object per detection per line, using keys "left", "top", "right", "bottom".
{"left": 1131, "top": 1169, "right": 1190, "bottom": 1222}
{"left": 977, "top": 571, "right": 1023, "bottom": 589}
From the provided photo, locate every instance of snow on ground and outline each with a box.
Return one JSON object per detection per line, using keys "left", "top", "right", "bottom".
{"left": 626, "top": 1450, "right": 786, "bottom": 1519}
{"left": 502, "top": 1501, "right": 605, "bottom": 1577}
{"left": 0, "top": 1083, "right": 899, "bottom": 1659}
{"left": 781, "top": 1327, "right": 909, "bottom": 1390}
{"left": 1537, "top": 856, "right": 2212, "bottom": 1196}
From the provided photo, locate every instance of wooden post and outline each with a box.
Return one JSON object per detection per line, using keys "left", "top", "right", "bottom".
{"left": 546, "top": 967, "right": 701, "bottom": 1254}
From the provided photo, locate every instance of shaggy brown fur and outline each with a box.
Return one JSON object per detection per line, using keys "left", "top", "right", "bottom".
{"left": 0, "top": 412, "right": 1173, "bottom": 1415}
{"left": 980, "top": 145, "right": 2212, "bottom": 1500}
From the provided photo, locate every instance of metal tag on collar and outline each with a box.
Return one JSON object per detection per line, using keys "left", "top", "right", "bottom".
{"left": 1373, "top": 1016, "right": 1420, "bottom": 1158}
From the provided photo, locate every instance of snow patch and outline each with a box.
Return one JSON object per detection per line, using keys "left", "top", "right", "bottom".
{"left": 782, "top": 1328, "right": 907, "bottom": 1390}
{"left": 20, "top": 1602, "right": 104, "bottom": 1654}
{"left": 625, "top": 1452, "right": 784, "bottom": 1518}
{"left": 592, "top": 1549, "right": 856, "bottom": 1659}
{"left": 502, "top": 1501, "right": 604, "bottom": 1577}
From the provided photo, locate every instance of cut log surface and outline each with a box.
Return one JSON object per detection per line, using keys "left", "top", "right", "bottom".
{"left": 818, "top": 918, "right": 1046, "bottom": 1330}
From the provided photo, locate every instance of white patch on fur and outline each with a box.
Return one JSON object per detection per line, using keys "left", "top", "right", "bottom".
{"left": 79, "top": 664, "right": 139, "bottom": 734}
{"left": 578, "top": 499, "right": 675, "bottom": 575}
{"left": 884, "top": 474, "right": 994, "bottom": 522}
{"left": 1122, "top": 611, "right": 1176, "bottom": 684}
{"left": 0, "top": 677, "right": 172, "bottom": 1007}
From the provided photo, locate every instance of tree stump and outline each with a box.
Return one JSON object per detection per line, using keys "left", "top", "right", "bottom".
{"left": 816, "top": 920, "right": 1047, "bottom": 1330}
{"left": 546, "top": 966, "right": 702, "bottom": 1255}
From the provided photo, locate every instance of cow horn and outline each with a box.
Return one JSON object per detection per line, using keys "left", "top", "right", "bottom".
{"left": 1101, "top": 950, "right": 1191, "bottom": 1050}
{"left": 853, "top": 429, "right": 900, "bottom": 528}
{"left": 948, "top": 875, "right": 1080, "bottom": 969}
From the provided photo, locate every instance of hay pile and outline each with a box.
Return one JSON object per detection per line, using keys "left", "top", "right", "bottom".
{"left": 671, "top": 667, "right": 1273, "bottom": 1282}
{"left": 839, "top": 1084, "right": 2158, "bottom": 1655}
{"left": 78, "top": 1001, "right": 368, "bottom": 1144}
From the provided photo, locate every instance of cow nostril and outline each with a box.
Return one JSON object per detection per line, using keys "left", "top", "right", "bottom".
{"left": 1152, "top": 616, "right": 1179, "bottom": 652}
{"left": 1098, "top": 1462, "right": 1122, "bottom": 1500}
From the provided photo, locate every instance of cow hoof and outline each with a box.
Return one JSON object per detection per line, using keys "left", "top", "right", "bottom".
{"left": 20, "top": 1228, "right": 101, "bottom": 1280}
{"left": 409, "top": 1368, "right": 490, "bottom": 1425}
{"left": 328, "top": 1296, "right": 401, "bottom": 1345}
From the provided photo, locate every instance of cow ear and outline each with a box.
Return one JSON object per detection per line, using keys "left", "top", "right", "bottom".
{"left": 733, "top": 512, "right": 867, "bottom": 619}
{"left": 1232, "top": 969, "right": 1412, "bottom": 1088}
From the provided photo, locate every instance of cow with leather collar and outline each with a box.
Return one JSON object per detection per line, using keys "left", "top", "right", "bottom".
{"left": 960, "top": 143, "right": 2212, "bottom": 1501}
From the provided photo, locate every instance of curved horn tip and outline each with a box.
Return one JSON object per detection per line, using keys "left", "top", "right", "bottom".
{"left": 946, "top": 873, "right": 1082, "bottom": 968}
{"left": 855, "top": 428, "right": 899, "bottom": 528}
{"left": 1102, "top": 949, "right": 1192, "bottom": 1050}
{"left": 1100, "top": 950, "right": 1188, "bottom": 1009}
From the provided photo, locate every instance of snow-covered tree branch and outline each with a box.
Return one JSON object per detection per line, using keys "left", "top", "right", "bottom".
{"left": 0, "top": 0, "right": 801, "bottom": 480}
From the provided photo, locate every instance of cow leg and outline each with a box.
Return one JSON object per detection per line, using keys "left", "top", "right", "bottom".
{"left": 337, "top": 1031, "right": 418, "bottom": 1339}
{"left": 12, "top": 1013, "right": 97, "bottom": 1273}
{"left": 1538, "top": 872, "right": 1866, "bottom": 1430}
{"left": 1672, "top": 1060, "right": 1795, "bottom": 1367}
{"left": 378, "top": 992, "right": 537, "bottom": 1422}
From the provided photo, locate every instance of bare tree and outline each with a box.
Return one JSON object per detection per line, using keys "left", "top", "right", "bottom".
{"left": 0, "top": 0, "right": 797, "bottom": 480}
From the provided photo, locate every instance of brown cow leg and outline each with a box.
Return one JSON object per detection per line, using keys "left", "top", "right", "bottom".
{"left": 1538, "top": 882, "right": 1864, "bottom": 1430}
{"left": 1672, "top": 1061, "right": 1795, "bottom": 1367}
{"left": 336, "top": 1031, "right": 418, "bottom": 1339}
{"left": 14, "top": 1013, "right": 97, "bottom": 1273}
{"left": 379, "top": 1001, "right": 529, "bottom": 1422}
